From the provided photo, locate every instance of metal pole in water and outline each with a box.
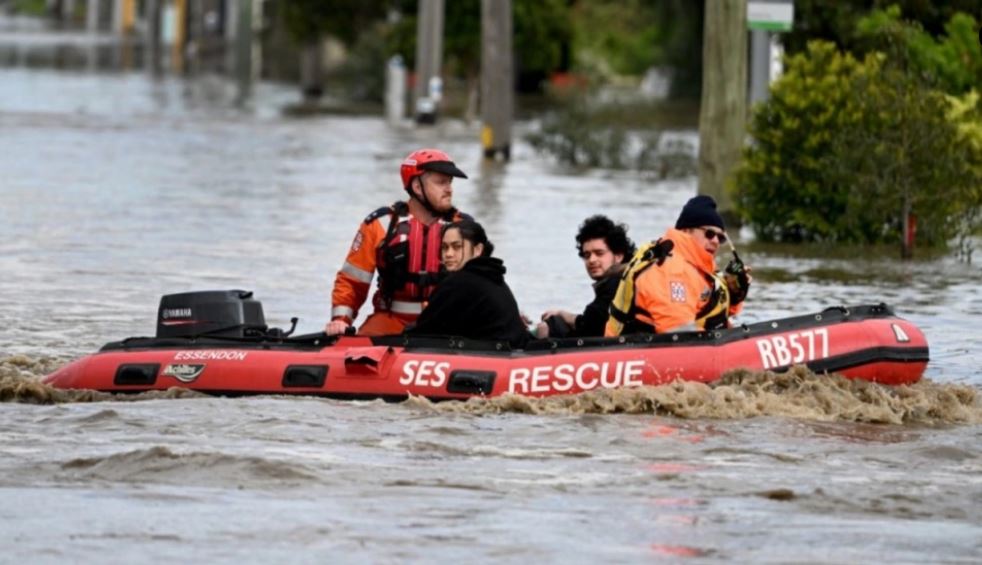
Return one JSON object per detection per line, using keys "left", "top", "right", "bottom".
{"left": 234, "top": 0, "right": 254, "bottom": 101}
{"left": 224, "top": 0, "right": 238, "bottom": 74}
{"left": 385, "top": 55, "right": 407, "bottom": 123}
{"left": 414, "top": 0, "right": 444, "bottom": 124}
{"left": 748, "top": 28, "right": 769, "bottom": 105}
{"left": 480, "top": 0, "right": 513, "bottom": 160}
{"left": 145, "top": 0, "right": 162, "bottom": 75}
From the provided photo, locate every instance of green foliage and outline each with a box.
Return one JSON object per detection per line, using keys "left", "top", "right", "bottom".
{"left": 946, "top": 91, "right": 982, "bottom": 255}
{"left": 737, "top": 42, "right": 872, "bottom": 242}
{"left": 442, "top": 0, "right": 481, "bottom": 77}
{"left": 783, "top": 0, "right": 982, "bottom": 56}
{"left": 781, "top": 0, "right": 870, "bottom": 55}
{"left": 280, "top": 1, "right": 700, "bottom": 95}
{"left": 386, "top": 0, "right": 571, "bottom": 80}
{"left": 569, "top": 0, "right": 703, "bottom": 96}
{"left": 281, "top": 0, "right": 390, "bottom": 44}
{"left": 332, "top": 22, "right": 391, "bottom": 102}
{"left": 855, "top": 5, "right": 982, "bottom": 94}
{"left": 828, "top": 69, "right": 975, "bottom": 246}
{"left": 11, "top": 0, "right": 47, "bottom": 16}
{"left": 736, "top": 40, "right": 982, "bottom": 248}
{"left": 514, "top": 0, "right": 572, "bottom": 77}
{"left": 570, "top": 0, "right": 664, "bottom": 76}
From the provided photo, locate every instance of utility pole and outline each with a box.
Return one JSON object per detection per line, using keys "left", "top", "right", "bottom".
{"left": 171, "top": 0, "right": 187, "bottom": 73}
{"left": 414, "top": 0, "right": 444, "bottom": 124}
{"left": 145, "top": 0, "right": 162, "bottom": 75}
{"left": 480, "top": 0, "right": 513, "bottom": 160}
{"left": 698, "top": 0, "right": 747, "bottom": 224}
{"left": 235, "top": 0, "right": 255, "bottom": 101}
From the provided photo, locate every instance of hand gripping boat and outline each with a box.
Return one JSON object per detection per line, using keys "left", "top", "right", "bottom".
{"left": 45, "top": 290, "right": 929, "bottom": 400}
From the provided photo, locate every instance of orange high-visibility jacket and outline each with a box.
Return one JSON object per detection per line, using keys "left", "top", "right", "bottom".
{"left": 330, "top": 203, "right": 465, "bottom": 324}
{"left": 605, "top": 228, "right": 742, "bottom": 335}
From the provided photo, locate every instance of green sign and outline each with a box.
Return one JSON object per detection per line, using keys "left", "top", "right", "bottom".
{"left": 748, "top": 1, "right": 794, "bottom": 32}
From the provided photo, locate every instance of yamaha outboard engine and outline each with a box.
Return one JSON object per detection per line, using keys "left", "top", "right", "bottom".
{"left": 156, "top": 290, "right": 267, "bottom": 338}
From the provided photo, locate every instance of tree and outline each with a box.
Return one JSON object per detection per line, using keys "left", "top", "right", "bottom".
{"left": 386, "top": 0, "right": 570, "bottom": 92}
{"left": 736, "top": 40, "right": 982, "bottom": 251}
{"left": 281, "top": 0, "right": 391, "bottom": 45}
{"left": 782, "top": 0, "right": 982, "bottom": 56}
{"left": 569, "top": 0, "right": 704, "bottom": 97}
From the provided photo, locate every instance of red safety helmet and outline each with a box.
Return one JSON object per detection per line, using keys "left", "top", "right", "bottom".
{"left": 400, "top": 148, "right": 468, "bottom": 190}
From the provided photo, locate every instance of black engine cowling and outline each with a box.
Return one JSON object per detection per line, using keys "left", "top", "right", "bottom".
{"left": 156, "top": 290, "right": 266, "bottom": 338}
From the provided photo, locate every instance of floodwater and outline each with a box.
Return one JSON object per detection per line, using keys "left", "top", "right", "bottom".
{"left": 2, "top": 36, "right": 982, "bottom": 563}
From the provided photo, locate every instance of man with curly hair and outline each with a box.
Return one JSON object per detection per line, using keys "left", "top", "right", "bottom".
{"left": 535, "top": 215, "right": 636, "bottom": 338}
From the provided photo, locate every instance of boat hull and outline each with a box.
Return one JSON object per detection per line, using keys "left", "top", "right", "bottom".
{"left": 45, "top": 305, "right": 929, "bottom": 400}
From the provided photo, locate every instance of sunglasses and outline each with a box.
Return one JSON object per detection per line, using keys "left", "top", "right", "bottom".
{"left": 703, "top": 228, "right": 727, "bottom": 243}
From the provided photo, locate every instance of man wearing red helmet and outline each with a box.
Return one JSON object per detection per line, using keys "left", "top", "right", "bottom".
{"left": 325, "top": 148, "right": 470, "bottom": 336}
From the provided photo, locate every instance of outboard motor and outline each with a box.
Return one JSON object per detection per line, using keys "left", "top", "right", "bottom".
{"left": 156, "top": 290, "right": 267, "bottom": 338}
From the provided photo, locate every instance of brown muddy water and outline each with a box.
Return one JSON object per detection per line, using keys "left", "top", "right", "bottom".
{"left": 2, "top": 61, "right": 982, "bottom": 562}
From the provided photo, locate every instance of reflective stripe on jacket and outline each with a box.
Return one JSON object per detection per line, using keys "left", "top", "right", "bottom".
{"left": 330, "top": 202, "right": 462, "bottom": 323}
{"left": 605, "top": 228, "right": 742, "bottom": 336}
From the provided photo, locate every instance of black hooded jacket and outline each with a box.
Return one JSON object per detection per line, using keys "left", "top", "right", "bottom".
{"left": 407, "top": 256, "right": 529, "bottom": 348}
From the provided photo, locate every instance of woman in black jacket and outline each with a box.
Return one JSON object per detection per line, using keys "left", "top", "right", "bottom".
{"left": 406, "top": 219, "right": 529, "bottom": 348}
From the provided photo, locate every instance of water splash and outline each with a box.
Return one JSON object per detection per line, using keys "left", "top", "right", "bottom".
{"left": 0, "top": 355, "right": 205, "bottom": 403}
{"left": 6, "top": 355, "right": 978, "bottom": 424}
{"left": 417, "top": 366, "right": 982, "bottom": 425}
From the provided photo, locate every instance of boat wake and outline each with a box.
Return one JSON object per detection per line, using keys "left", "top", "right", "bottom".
{"left": 412, "top": 366, "right": 982, "bottom": 424}
{"left": 0, "top": 355, "right": 206, "bottom": 404}
{"left": 4, "top": 355, "right": 979, "bottom": 424}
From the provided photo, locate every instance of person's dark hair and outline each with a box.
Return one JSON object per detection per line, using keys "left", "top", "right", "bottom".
{"left": 575, "top": 215, "right": 635, "bottom": 262}
{"left": 443, "top": 219, "right": 495, "bottom": 257}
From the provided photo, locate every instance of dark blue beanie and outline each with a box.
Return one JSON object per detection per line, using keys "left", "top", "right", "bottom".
{"left": 675, "top": 195, "right": 725, "bottom": 230}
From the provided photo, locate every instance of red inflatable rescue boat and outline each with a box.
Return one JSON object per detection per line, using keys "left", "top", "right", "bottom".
{"left": 45, "top": 291, "right": 929, "bottom": 399}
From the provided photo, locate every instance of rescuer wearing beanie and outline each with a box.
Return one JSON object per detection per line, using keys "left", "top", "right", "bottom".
{"left": 606, "top": 195, "right": 750, "bottom": 336}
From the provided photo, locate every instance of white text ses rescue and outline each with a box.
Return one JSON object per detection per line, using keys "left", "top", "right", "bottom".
{"left": 755, "top": 328, "right": 829, "bottom": 370}
{"left": 399, "top": 359, "right": 647, "bottom": 395}
{"left": 400, "top": 360, "right": 450, "bottom": 387}
{"left": 509, "top": 360, "right": 645, "bottom": 395}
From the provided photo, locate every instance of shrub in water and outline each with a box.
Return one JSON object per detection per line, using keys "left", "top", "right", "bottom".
{"left": 736, "top": 39, "right": 982, "bottom": 249}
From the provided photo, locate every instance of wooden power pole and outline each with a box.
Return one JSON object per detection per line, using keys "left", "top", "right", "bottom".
{"left": 414, "top": 0, "right": 445, "bottom": 124}
{"left": 480, "top": 0, "right": 513, "bottom": 160}
{"left": 698, "top": 0, "right": 747, "bottom": 223}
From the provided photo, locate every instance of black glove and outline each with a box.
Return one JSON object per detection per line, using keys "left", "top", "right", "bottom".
{"left": 724, "top": 257, "right": 750, "bottom": 305}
